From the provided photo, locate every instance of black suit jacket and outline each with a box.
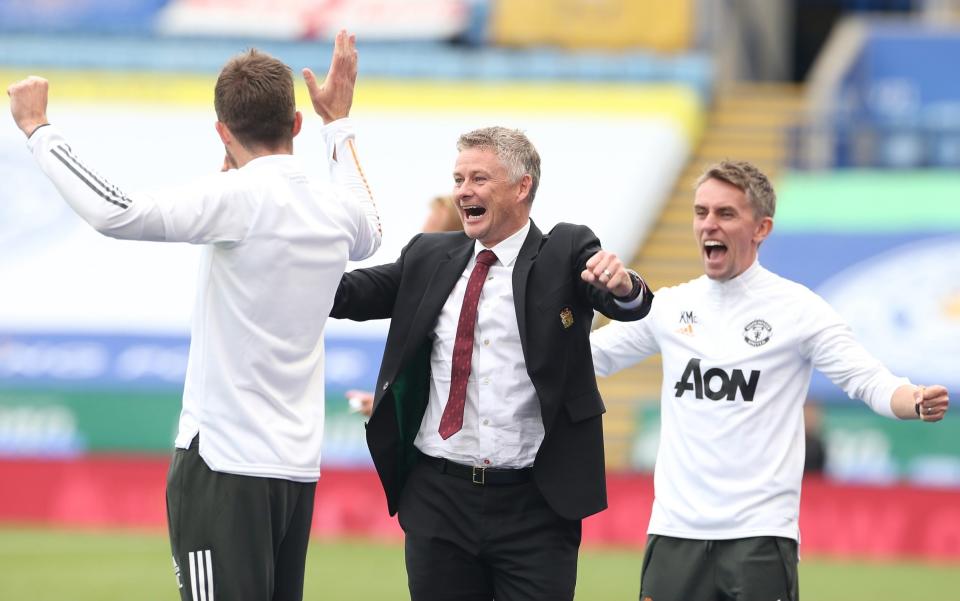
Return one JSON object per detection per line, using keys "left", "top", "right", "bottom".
{"left": 331, "top": 221, "right": 652, "bottom": 520}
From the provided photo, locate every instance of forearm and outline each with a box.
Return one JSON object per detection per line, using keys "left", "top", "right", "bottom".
{"left": 331, "top": 263, "right": 402, "bottom": 321}
{"left": 322, "top": 118, "right": 381, "bottom": 258}
{"left": 590, "top": 319, "right": 657, "bottom": 377}
{"left": 808, "top": 318, "right": 907, "bottom": 419}
{"left": 890, "top": 384, "right": 921, "bottom": 420}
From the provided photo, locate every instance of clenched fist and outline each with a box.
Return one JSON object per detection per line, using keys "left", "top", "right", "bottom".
{"left": 581, "top": 249, "right": 636, "bottom": 298}
{"left": 7, "top": 76, "right": 50, "bottom": 138}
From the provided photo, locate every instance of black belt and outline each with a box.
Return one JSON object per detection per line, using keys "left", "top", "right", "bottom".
{"left": 418, "top": 452, "right": 533, "bottom": 486}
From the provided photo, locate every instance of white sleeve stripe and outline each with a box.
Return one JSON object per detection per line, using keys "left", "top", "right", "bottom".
{"left": 345, "top": 138, "right": 380, "bottom": 234}
{"left": 59, "top": 143, "right": 132, "bottom": 205}
{"left": 49, "top": 145, "right": 131, "bottom": 209}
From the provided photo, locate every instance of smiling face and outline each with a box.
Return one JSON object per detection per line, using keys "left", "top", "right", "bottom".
{"left": 693, "top": 177, "right": 773, "bottom": 281}
{"left": 452, "top": 146, "right": 532, "bottom": 247}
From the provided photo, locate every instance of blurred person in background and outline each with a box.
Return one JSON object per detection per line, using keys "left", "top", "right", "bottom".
{"left": 347, "top": 195, "right": 463, "bottom": 417}
{"left": 803, "top": 399, "right": 827, "bottom": 475}
{"left": 421, "top": 193, "right": 464, "bottom": 234}
{"left": 331, "top": 126, "right": 653, "bottom": 601}
{"left": 590, "top": 160, "right": 950, "bottom": 601}
{"left": 8, "top": 31, "right": 380, "bottom": 601}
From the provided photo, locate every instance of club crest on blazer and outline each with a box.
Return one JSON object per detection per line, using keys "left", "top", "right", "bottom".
{"left": 560, "top": 307, "right": 574, "bottom": 329}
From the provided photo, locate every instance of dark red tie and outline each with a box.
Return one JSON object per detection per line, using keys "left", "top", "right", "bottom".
{"left": 439, "top": 249, "right": 498, "bottom": 440}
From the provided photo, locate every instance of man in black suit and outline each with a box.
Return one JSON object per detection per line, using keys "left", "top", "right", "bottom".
{"left": 331, "top": 126, "right": 653, "bottom": 601}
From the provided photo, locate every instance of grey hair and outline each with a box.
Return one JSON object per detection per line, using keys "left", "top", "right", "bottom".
{"left": 457, "top": 126, "right": 541, "bottom": 203}
{"left": 695, "top": 160, "right": 776, "bottom": 219}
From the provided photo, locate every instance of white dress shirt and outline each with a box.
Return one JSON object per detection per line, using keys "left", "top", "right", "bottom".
{"left": 415, "top": 221, "right": 544, "bottom": 468}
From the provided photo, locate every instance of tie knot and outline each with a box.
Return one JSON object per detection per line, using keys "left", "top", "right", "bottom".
{"left": 476, "top": 249, "right": 498, "bottom": 267}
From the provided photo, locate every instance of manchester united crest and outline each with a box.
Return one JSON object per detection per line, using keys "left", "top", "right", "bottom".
{"left": 743, "top": 319, "right": 772, "bottom": 347}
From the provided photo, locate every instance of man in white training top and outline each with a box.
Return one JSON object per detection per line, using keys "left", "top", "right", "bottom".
{"left": 590, "top": 160, "right": 950, "bottom": 601}
{"left": 8, "top": 30, "right": 380, "bottom": 601}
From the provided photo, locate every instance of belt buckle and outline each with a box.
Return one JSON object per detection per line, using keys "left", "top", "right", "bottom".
{"left": 472, "top": 466, "right": 485, "bottom": 485}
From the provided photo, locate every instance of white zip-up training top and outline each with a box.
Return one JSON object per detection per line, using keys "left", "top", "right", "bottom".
{"left": 591, "top": 261, "right": 907, "bottom": 541}
{"left": 28, "top": 119, "right": 380, "bottom": 482}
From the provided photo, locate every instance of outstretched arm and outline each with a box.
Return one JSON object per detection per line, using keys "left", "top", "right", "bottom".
{"left": 306, "top": 30, "right": 381, "bottom": 261}
{"left": 8, "top": 76, "right": 158, "bottom": 238}
{"left": 806, "top": 296, "right": 950, "bottom": 422}
{"left": 9, "top": 77, "right": 253, "bottom": 243}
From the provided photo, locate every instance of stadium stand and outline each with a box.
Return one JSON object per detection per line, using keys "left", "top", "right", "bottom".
{"left": 794, "top": 16, "right": 960, "bottom": 169}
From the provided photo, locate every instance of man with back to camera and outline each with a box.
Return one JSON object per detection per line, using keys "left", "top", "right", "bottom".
{"left": 590, "top": 160, "right": 950, "bottom": 601}
{"left": 331, "top": 126, "right": 654, "bottom": 600}
{"left": 8, "top": 31, "right": 381, "bottom": 601}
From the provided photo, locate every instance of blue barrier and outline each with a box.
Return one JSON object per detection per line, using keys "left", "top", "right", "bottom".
{"left": 0, "top": 332, "right": 385, "bottom": 393}
{"left": 0, "top": 0, "right": 168, "bottom": 34}
{"left": 0, "top": 33, "right": 713, "bottom": 96}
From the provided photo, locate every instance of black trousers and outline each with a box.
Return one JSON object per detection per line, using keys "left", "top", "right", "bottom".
{"left": 640, "top": 534, "right": 799, "bottom": 601}
{"left": 398, "top": 456, "right": 582, "bottom": 601}
{"left": 166, "top": 437, "right": 317, "bottom": 601}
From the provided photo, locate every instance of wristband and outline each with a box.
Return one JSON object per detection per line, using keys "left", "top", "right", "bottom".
{"left": 613, "top": 270, "right": 642, "bottom": 301}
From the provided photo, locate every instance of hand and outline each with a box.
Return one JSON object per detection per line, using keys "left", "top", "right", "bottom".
{"left": 220, "top": 152, "right": 237, "bottom": 172}
{"left": 7, "top": 76, "right": 50, "bottom": 138}
{"left": 346, "top": 389, "right": 374, "bottom": 417}
{"left": 581, "top": 250, "right": 634, "bottom": 297}
{"left": 915, "top": 385, "right": 949, "bottom": 422}
{"left": 303, "top": 30, "right": 357, "bottom": 124}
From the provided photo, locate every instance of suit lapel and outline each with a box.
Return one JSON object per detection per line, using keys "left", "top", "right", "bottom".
{"left": 402, "top": 240, "right": 474, "bottom": 358}
{"left": 512, "top": 221, "right": 542, "bottom": 362}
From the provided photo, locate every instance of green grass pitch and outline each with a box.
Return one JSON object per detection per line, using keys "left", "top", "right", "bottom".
{"left": 1, "top": 526, "right": 957, "bottom": 600}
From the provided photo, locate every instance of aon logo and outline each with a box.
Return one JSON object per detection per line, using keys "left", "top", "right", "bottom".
{"left": 674, "top": 358, "right": 760, "bottom": 402}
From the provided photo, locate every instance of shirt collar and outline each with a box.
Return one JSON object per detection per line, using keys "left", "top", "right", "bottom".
{"left": 705, "top": 258, "right": 764, "bottom": 294}
{"left": 473, "top": 220, "right": 531, "bottom": 267}
{"left": 243, "top": 153, "right": 298, "bottom": 169}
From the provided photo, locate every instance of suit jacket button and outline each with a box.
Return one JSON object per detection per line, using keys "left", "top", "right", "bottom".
{"left": 382, "top": 382, "right": 389, "bottom": 391}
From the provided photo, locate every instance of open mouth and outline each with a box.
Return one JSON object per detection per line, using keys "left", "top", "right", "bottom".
{"left": 703, "top": 240, "right": 727, "bottom": 260}
{"left": 462, "top": 205, "right": 487, "bottom": 221}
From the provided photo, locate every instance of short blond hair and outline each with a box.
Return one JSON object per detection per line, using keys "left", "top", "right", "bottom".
{"left": 696, "top": 160, "right": 776, "bottom": 219}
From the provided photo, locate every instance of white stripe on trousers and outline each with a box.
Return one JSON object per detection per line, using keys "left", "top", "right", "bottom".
{"left": 188, "top": 550, "right": 214, "bottom": 601}
{"left": 206, "top": 551, "right": 215, "bottom": 601}
{"left": 189, "top": 551, "right": 198, "bottom": 601}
